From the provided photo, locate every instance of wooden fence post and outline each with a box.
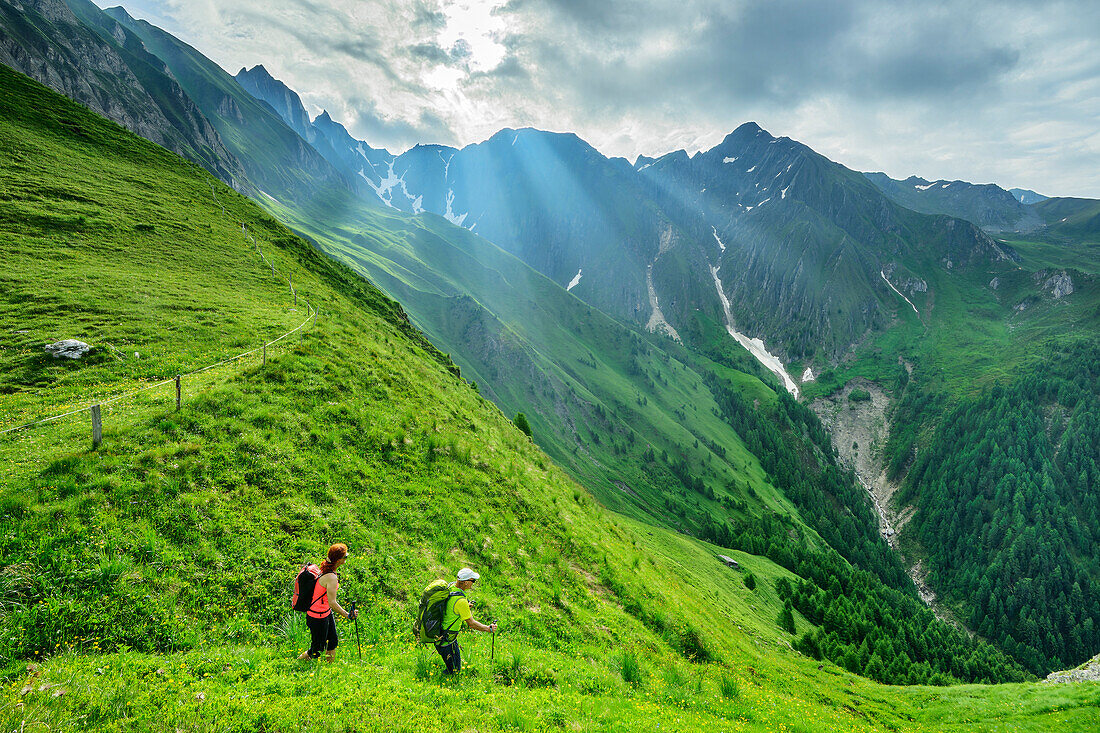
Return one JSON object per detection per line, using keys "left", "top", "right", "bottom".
{"left": 90, "top": 404, "right": 102, "bottom": 447}
{"left": 175, "top": 374, "right": 181, "bottom": 411}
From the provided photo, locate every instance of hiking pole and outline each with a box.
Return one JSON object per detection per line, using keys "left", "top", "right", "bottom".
{"left": 491, "top": 619, "right": 496, "bottom": 662}
{"left": 349, "top": 600, "right": 361, "bottom": 661}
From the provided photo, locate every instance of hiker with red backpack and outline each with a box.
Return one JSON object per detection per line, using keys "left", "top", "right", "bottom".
{"left": 292, "top": 543, "right": 358, "bottom": 662}
{"left": 415, "top": 567, "right": 497, "bottom": 675}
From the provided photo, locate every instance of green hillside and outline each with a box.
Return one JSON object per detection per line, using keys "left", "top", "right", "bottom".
{"left": 6, "top": 62, "right": 1100, "bottom": 733}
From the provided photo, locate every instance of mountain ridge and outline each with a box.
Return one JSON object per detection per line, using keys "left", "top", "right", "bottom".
{"left": 0, "top": 0, "right": 246, "bottom": 186}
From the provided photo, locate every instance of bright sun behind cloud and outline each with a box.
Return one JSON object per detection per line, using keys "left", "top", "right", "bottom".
{"left": 424, "top": 0, "right": 508, "bottom": 91}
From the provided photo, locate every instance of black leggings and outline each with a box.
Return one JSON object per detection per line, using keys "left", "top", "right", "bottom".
{"left": 435, "top": 639, "right": 461, "bottom": 674}
{"left": 307, "top": 613, "right": 338, "bottom": 658}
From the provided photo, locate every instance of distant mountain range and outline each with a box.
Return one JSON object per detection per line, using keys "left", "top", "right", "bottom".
{"left": 863, "top": 172, "right": 1044, "bottom": 233}
{"left": 234, "top": 65, "right": 1020, "bottom": 370}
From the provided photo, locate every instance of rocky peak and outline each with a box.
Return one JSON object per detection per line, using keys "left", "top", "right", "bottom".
{"left": 234, "top": 64, "right": 312, "bottom": 137}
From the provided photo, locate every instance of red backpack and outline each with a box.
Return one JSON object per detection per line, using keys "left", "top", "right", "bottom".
{"left": 291, "top": 563, "right": 321, "bottom": 613}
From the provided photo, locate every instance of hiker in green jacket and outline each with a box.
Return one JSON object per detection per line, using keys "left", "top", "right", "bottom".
{"left": 436, "top": 567, "right": 497, "bottom": 675}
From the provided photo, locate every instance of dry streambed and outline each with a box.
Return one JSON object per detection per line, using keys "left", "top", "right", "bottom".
{"left": 810, "top": 381, "right": 956, "bottom": 622}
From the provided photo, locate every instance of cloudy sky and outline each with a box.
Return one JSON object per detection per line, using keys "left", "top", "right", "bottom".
{"left": 96, "top": 0, "right": 1100, "bottom": 197}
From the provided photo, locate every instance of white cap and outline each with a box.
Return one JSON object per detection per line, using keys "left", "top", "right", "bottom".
{"left": 457, "top": 567, "right": 480, "bottom": 582}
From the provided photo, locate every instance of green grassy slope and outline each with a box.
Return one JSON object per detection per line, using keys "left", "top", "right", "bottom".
{"left": 1034, "top": 197, "right": 1100, "bottom": 242}
{"left": 261, "top": 190, "right": 803, "bottom": 534}
{"left": 4, "top": 65, "right": 1100, "bottom": 732}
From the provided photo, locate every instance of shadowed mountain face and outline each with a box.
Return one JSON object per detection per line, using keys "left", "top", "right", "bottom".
{"left": 301, "top": 114, "right": 1011, "bottom": 365}
{"left": 0, "top": 0, "right": 245, "bottom": 186}
{"left": 233, "top": 64, "right": 393, "bottom": 193}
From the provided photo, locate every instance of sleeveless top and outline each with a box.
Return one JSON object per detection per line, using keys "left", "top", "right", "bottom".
{"left": 308, "top": 572, "right": 336, "bottom": 618}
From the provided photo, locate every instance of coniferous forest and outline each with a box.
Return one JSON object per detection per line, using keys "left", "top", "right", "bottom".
{"left": 897, "top": 340, "right": 1100, "bottom": 673}
{"left": 698, "top": 373, "right": 1026, "bottom": 684}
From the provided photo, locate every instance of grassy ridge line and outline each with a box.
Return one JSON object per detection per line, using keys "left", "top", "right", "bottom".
{"left": 0, "top": 61, "right": 447, "bottom": 432}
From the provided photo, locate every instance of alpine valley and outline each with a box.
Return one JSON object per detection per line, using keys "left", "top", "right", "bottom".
{"left": 1, "top": 1, "right": 1098, "bottom": 731}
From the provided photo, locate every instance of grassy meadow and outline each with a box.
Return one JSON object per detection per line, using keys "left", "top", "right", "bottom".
{"left": 1, "top": 65, "right": 1099, "bottom": 731}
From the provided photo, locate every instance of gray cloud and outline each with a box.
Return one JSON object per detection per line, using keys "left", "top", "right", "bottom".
{"left": 97, "top": 0, "right": 1100, "bottom": 196}
{"left": 338, "top": 95, "right": 458, "bottom": 150}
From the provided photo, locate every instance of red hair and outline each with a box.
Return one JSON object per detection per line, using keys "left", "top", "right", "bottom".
{"left": 319, "top": 543, "right": 347, "bottom": 575}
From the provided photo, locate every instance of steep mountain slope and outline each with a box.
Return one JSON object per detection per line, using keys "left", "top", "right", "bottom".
{"left": 258, "top": 159, "right": 891, "bottom": 568}
{"left": 865, "top": 172, "right": 1042, "bottom": 233}
{"left": 3, "top": 63, "right": 1081, "bottom": 733}
{"left": 635, "top": 123, "right": 1019, "bottom": 366}
{"left": 101, "top": 4, "right": 360, "bottom": 204}
{"left": 0, "top": 0, "right": 244, "bottom": 185}
{"left": 233, "top": 63, "right": 393, "bottom": 188}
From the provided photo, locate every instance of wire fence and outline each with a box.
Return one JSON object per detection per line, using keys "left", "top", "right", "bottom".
{"left": 0, "top": 182, "right": 317, "bottom": 452}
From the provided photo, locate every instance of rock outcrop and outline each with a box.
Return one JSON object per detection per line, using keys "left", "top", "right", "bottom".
{"left": 44, "top": 339, "right": 90, "bottom": 359}
{"left": 0, "top": 0, "right": 245, "bottom": 187}
{"left": 1036, "top": 269, "right": 1074, "bottom": 299}
{"left": 1043, "top": 653, "right": 1100, "bottom": 684}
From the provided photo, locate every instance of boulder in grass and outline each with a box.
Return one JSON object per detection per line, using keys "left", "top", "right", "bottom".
{"left": 44, "top": 340, "right": 91, "bottom": 359}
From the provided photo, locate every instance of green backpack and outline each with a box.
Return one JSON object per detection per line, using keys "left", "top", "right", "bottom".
{"left": 415, "top": 579, "right": 465, "bottom": 643}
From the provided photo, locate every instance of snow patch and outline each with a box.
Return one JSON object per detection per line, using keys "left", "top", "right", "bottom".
{"left": 881, "top": 270, "right": 920, "bottom": 317}
{"left": 734, "top": 332, "right": 799, "bottom": 397}
{"left": 711, "top": 226, "right": 726, "bottom": 252}
{"left": 438, "top": 149, "right": 455, "bottom": 180}
{"left": 941, "top": 183, "right": 951, "bottom": 188}
{"left": 362, "top": 160, "right": 422, "bottom": 212}
{"left": 709, "top": 264, "right": 799, "bottom": 397}
{"left": 746, "top": 165, "right": 756, "bottom": 173}
{"left": 359, "top": 168, "right": 394, "bottom": 209}
{"left": 914, "top": 182, "right": 935, "bottom": 191}
{"left": 637, "top": 161, "right": 656, "bottom": 172}
{"left": 567, "top": 269, "right": 582, "bottom": 291}
{"left": 444, "top": 189, "right": 468, "bottom": 226}
{"left": 781, "top": 185, "right": 791, "bottom": 199}
{"left": 723, "top": 156, "right": 739, "bottom": 164}
{"left": 512, "top": 133, "right": 519, "bottom": 146}
{"left": 801, "top": 366, "right": 815, "bottom": 383}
